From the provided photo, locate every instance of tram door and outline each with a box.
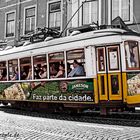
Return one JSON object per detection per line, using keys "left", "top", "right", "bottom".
{"left": 96, "top": 45, "right": 122, "bottom": 101}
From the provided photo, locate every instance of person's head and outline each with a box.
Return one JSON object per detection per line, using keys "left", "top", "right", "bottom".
{"left": 73, "top": 60, "right": 79, "bottom": 68}
{"left": 59, "top": 64, "right": 64, "bottom": 70}
{"left": 42, "top": 65, "right": 47, "bottom": 71}
{"left": 37, "top": 64, "right": 41, "bottom": 68}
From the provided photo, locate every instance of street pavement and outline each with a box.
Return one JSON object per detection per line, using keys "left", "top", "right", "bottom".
{"left": 0, "top": 110, "right": 139, "bottom": 140}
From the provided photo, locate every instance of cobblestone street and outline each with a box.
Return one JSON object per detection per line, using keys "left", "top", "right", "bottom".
{"left": 0, "top": 109, "right": 140, "bottom": 140}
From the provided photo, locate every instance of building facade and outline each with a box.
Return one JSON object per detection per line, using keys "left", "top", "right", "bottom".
{"left": 0, "top": 0, "right": 140, "bottom": 46}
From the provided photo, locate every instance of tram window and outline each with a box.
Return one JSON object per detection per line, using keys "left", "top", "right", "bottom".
{"left": 111, "top": 75, "right": 119, "bottom": 95}
{"left": 48, "top": 52, "right": 65, "bottom": 78}
{"left": 97, "top": 48, "right": 105, "bottom": 71}
{"left": 67, "top": 49, "right": 85, "bottom": 77}
{"left": 33, "top": 54, "right": 47, "bottom": 79}
{"left": 20, "top": 57, "right": 32, "bottom": 80}
{"left": 100, "top": 76, "right": 105, "bottom": 95}
{"left": 124, "top": 41, "right": 140, "bottom": 69}
{"left": 8, "top": 59, "right": 18, "bottom": 81}
{"left": 108, "top": 47, "right": 119, "bottom": 70}
{"left": 0, "top": 61, "right": 7, "bottom": 81}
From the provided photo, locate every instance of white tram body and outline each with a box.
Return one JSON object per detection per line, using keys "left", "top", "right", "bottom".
{"left": 0, "top": 28, "right": 140, "bottom": 113}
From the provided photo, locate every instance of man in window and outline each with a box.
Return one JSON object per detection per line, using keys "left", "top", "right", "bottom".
{"left": 68, "top": 60, "right": 85, "bottom": 77}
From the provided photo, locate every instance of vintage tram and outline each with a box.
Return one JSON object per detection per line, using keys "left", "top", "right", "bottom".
{"left": 0, "top": 28, "right": 140, "bottom": 115}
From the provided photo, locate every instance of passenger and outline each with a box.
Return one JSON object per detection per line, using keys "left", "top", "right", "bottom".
{"left": 39, "top": 65, "right": 47, "bottom": 79}
{"left": 49, "top": 63, "right": 57, "bottom": 76}
{"left": 52, "top": 64, "right": 65, "bottom": 78}
{"left": 0, "top": 70, "right": 3, "bottom": 80}
{"left": 20, "top": 67, "right": 27, "bottom": 80}
{"left": 26, "top": 67, "right": 32, "bottom": 80}
{"left": 67, "top": 62, "right": 72, "bottom": 75}
{"left": 0, "top": 68, "right": 7, "bottom": 81}
{"left": 34, "top": 64, "right": 41, "bottom": 79}
{"left": 68, "top": 60, "right": 85, "bottom": 77}
{"left": 11, "top": 68, "right": 19, "bottom": 80}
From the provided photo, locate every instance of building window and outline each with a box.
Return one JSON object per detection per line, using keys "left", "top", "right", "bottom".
{"left": 48, "top": 1, "right": 61, "bottom": 30}
{"left": 82, "top": 0, "right": 98, "bottom": 25}
{"left": 6, "top": 12, "right": 15, "bottom": 37}
{"left": 112, "top": 0, "right": 131, "bottom": 22}
{"left": 25, "top": 7, "right": 35, "bottom": 34}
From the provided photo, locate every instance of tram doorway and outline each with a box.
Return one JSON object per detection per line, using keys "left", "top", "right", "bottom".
{"left": 96, "top": 45, "right": 123, "bottom": 102}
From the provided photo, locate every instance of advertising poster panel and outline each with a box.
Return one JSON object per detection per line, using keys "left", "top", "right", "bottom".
{"left": 0, "top": 79, "right": 94, "bottom": 102}
{"left": 127, "top": 72, "right": 140, "bottom": 96}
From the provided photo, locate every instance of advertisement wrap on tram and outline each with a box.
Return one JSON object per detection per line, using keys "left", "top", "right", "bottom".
{"left": 0, "top": 27, "right": 140, "bottom": 114}
{"left": 0, "top": 79, "right": 94, "bottom": 102}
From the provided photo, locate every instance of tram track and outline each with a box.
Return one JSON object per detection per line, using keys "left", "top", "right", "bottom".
{"left": 0, "top": 105, "right": 140, "bottom": 127}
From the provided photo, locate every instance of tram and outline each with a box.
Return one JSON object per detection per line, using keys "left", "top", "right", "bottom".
{"left": 0, "top": 27, "right": 140, "bottom": 115}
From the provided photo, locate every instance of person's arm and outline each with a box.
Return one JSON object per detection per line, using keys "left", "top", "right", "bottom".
{"left": 68, "top": 68, "right": 77, "bottom": 77}
{"left": 53, "top": 70, "right": 63, "bottom": 78}
{"left": 26, "top": 71, "right": 32, "bottom": 80}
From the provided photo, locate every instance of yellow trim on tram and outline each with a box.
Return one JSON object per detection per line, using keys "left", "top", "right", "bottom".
{"left": 97, "top": 74, "right": 108, "bottom": 101}
{"left": 122, "top": 72, "right": 140, "bottom": 104}
{"left": 108, "top": 73, "right": 122, "bottom": 101}
{"left": 127, "top": 95, "right": 140, "bottom": 104}
{"left": 94, "top": 78, "right": 98, "bottom": 104}
{"left": 122, "top": 72, "right": 127, "bottom": 103}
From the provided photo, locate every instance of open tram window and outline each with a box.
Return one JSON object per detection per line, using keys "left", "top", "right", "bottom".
{"left": 124, "top": 41, "right": 140, "bottom": 70}
{"left": 97, "top": 48, "right": 105, "bottom": 71}
{"left": 33, "top": 54, "right": 47, "bottom": 79}
{"left": 20, "top": 57, "right": 32, "bottom": 80}
{"left": 67, "top": 49, "right": 85, "bottom": 77}
{"left": 108, "top": 47, "right": 119, "bottom": 71}
{"left": 8, "top": 59, "right": 18, "bottom": 81}
{"left": 48, "top": 52, "right": 65, "bottom": 78}
{"left": 0, "top": 61, "right": 7, "bottom": 81}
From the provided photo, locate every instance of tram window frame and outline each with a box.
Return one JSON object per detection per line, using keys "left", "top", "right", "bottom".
{"left": 20, "top": 57, "right": 32, "bottom": 80}
{"left": 124, "top": 41, "right": 140, "bottom": 70}
{"left": 97, "top": 48, "right": 105, "bottom": 71}
{"left": 48, "top": 51, "right": 65, "bottom": 78}
{"left": 110, "top": 75, "right": 119, "bottom": 95}
{"left": 0, "top": 61, "right": 7, "bottom": 81}
{"left": 8, "top": 59, "right": 18, "bottom": 81}
{"left": 108, "top": 46, "right": 119, "bottom": 71}
{"left": 33, "top": 54, "right": 47, "bottom": 79}
{"left": 66, "top": 49, "right": 86, "bottom": 77}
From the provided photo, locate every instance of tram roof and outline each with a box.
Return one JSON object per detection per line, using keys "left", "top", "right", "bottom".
{"left": 0, "top": 28, "right": 140, "bottom": 56}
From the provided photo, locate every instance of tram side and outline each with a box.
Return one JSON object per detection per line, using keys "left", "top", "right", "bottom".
{"left": 0, "top": 34, "right": 98, "bottom": 112}
{"left": 96, "top": 33, "right": 140, "bottom": 113}
{"left": 121, "top": 37, "right": 140, "bottom": 108}
{"left": 0, "top": 29, "right": 140, "bottom": 114}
